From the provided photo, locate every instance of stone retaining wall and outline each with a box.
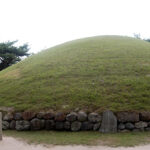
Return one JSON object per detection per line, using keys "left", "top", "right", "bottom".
{"left": 2, "top": 110, "right": 150, "bottom": 133}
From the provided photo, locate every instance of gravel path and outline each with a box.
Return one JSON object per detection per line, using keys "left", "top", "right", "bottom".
{"left": 1, "top": 137, "right": 150, "bottom": 150}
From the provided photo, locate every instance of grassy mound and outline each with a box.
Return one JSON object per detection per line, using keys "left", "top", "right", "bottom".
{"left": 0, "top": 36, "right": 150, "bottom": 112}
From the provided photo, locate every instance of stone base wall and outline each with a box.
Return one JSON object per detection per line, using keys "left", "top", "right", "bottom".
{"left": 2, "top": 111, "right": 150, "bottom": 133}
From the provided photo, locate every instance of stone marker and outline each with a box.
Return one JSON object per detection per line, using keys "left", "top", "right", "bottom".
{"left": 99, "top": 110, "right": 117, "bottom": 133}
{"left": 0, "top": 112, "right": 2, "bottom": 140}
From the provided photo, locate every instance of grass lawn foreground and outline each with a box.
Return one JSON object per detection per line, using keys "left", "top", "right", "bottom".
{"left": 3, "top": 130, "right": 150, "bottom": 147}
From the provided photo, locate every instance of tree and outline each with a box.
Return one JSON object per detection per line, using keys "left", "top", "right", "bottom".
{"left": 0, "top": 41, "right": 30, "bottom": 71}
{"left": 133, "top": 33, "right": 141, "bottom": 39}
{"left": 144, "top": 39, "right": 150, "bottom": 42}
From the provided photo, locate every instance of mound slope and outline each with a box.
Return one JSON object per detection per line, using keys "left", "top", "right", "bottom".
{"left": 0, "top": 36, "right": 150, "bottom": 111}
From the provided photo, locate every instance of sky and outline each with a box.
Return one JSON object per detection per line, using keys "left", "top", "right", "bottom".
{"left": 0, "top": 0, "right": 150, "bottom": 53}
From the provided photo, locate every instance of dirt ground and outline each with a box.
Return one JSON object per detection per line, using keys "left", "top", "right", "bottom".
{"left": 1, "top": 136, "right": 150, "bottom": 150}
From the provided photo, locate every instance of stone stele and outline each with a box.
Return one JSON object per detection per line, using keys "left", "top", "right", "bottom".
{"left": 0, "top": 112, "right": 2, "bottom": 140}
{"left": 99, "top": 110, "right": 117, "bottom": 133}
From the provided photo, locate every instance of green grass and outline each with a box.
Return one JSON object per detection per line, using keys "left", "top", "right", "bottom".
{"left": 0, "top": 35, "right": 150, "bottom": 111}
{"left": 3, "top": 130, "right": 150, "bottom": 147}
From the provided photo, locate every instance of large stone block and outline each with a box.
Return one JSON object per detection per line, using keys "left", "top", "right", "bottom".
{"left": 77, "top": 111, "right": 87, "bottom": 122}
{"left": 30, "top": 118, "right": 45, "bottom": 130}
{"left": 140, "top": 112, "right": 150, "bottom": 121}
{"left": 71, "top": 121, "right": 81, "bottom": 131}
{"left": 117, "top": 112, "right": 139, "bottom": 123}
{"left": 55, "top": 112, "right": 66, "bottom": 122}
{"left": 16, "top": 120, "right": 30, "bottom": 131}
{"left": 22, "top": 112, "right": 36, "bottom": 120}
{"left": 135, "top": 121, "right": 148, "bottom": 129}
{"left": 88, "top": 113, "right": 101, "bottom": 123}
{"left": 14, "top": 113, "right": 22, "bottom": 120}
{"left": 99, "top": 110, "right": 117, "bottom": 133}
{"left": 2, "top": 121, "right": 9, "bottom": 130}
{"left": 66, "top": 112, "right": 77, "bottom": 122}
{"left": 43, "top": 112, "right": 54, "bottom": 120}
{"left": 3, "top": 113, "right": 13, "bottom": 121}
{"left": 45, "top": 120, "right": 55, "bottom": 130}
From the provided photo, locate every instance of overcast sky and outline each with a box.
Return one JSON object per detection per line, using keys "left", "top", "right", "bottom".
{"left": 0, "top": 0, "right": 150, "bottom": 53}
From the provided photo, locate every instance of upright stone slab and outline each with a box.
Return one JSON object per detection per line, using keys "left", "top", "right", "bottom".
{"left": 99, "top": 110, "right": 117, "bottom": 133}
{"left": 0, "top": 112, "right": 2, "bottom": 140}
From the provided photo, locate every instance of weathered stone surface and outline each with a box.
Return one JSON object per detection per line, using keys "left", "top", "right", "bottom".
{"left": 36, "top": 112, "right": 45, "bottom": 119}
{"left": 30, "top": 118, "right": 44, "bottom": 130}
{"left": 135, "top": 121, "right": 148, "bottom": 129}
{"left": 140, "top": 112, "right": 150, "bottom": 121}
{"left": 77, "top": 111, "right": 87, "bottom": 122}
{"left": 16, "top": 120, "right": 30, "bottom": 131}
{"left": 2, "top": 121, "right": 9, "bottom": 130}
{"left": 71, "top": 121, "right": 81, "bottom": 131}
{"left": 55, "top": 122, "right": 64, "bottom": 130}
{"left": 45, "top": 120, "right": 55, "bottom": 130}
{"left": 14, "top": 113, "right": 22, "bottom": 120}
{"left": 117, "top": 112, "right": 139, "bottom": 123}
{"left": 43, "top": 112, "right": 54, "bottom": 120}
{"left": 66, "top": 112, "right": 77, "bottom": 122}
{"left": 99, "top": 110, "right": 117, "bottom": 133}
{"left": 22, "top": 112, "right": 35, "bottom": 120}
{"left": 93, "top": 123, "right": 101, "bottom": 131}
{"left": 64, "top": 121, "right": 71, "bottom": 130}
{"left": 55, "top": 112, "right": 66, "bottom": 122}
{"left": 118, "top": 123, "right": 125, "bottom": 130}
{"left": 10, "top": 120, "right": 16, "bottom": 129}
{"left": 125, "top": 123, "right": 134, "bottom": 130}
{"left": 3, "top": 113, "right": 13, "bottom": 121}
{"left": 81, "top": 121, "right": 94, "bottom": 130}
{"left": 88, "top": 113, "right": 101, "bottom": 123}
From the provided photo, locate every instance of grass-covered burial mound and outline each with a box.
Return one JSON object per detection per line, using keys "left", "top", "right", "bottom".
{"left": 0, "top": 36, "right": 150, "bottom": 111}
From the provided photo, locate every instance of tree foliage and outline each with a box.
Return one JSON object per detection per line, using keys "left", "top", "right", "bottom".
{"left": 0, "top": 41, "right": 30, "bottom": 71}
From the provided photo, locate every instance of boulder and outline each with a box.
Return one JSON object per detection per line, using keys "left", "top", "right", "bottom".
{"left": 22, "top": 112, "right": 35, "bottom": 120}
{"left": 45, "top": 120, "right": 55, "bottom": 130}
{"left": 36, "top": 112, "right": 45, "bottom": 119}
{"left": 16, "top": 120, "right": 30, "bottom": 131}
{"left": 135, "top": 121, "right": 148, "bottom": 129}
{"left": 43, "top": 112, "right": 54, "bottom": 120}
{"left": 99, "top": 110, "right": 117, "bottom": 133}
{"left": 88, "top": 113, "right": 101, "bottom": 123}
{"left": 14, "top": 113, "right": 22, "bottom": 120}
{"left": 77, "top": 111, "right": 87, "bottom": 122}
{"left": 66, "top": 112, "right": 77, "bottom": 122}
{"left": 55, "top": 112, "right": 66, "bottom": 122}
{"left": 3, "top": 113, "right": 13, "bottom": 121}
{"left": 71, "top": 121, "right": 81, "bottom": 131}
{"left": 117, "top": 112, "right": 139, "bottom": 123}
{"left": 140, "top": 112, "right": 150, "bottom": 121}
{"left": 55, "top": 122, "right": 64, "bottom": 130}
{"left": 125, "top": 123, "right": 134, "bottom": 130}
{"left": 118, "top": 123, "right": 125, "bottom": 130}
{"left": 30, "top": 118, "right": 44, "bottom": 130}
{"left": 93, "top": 123, "right": 101, "bottom": 131}
{"left": 64, "top": 121, "right": 71, "bottom": 130}
{"left": 81, "top": 121, "right": 94, "bottom": 130}
{"left": 2, "top": 121, "right": 9, "bottom": 130}
{"left": 10, "top": 120, "right": 16, "bottom": 129}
